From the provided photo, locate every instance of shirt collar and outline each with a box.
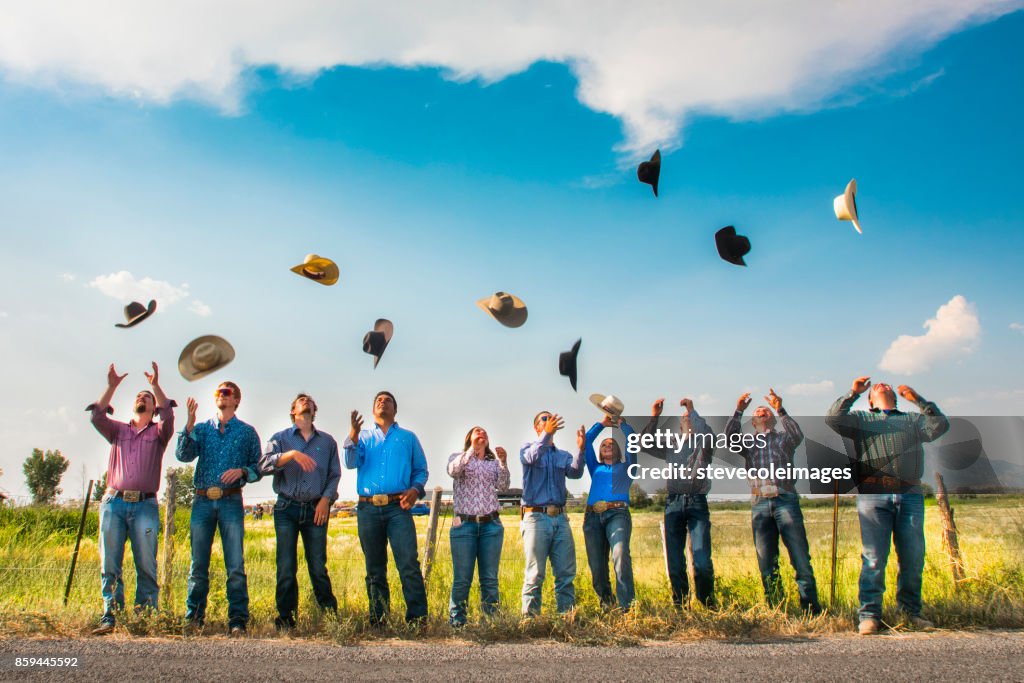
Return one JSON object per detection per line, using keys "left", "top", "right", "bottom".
{"left": 290, "top": 424, "right": 319, "bottom": 437}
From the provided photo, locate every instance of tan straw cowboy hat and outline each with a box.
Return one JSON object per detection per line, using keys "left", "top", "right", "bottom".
{"left": 178, "top": 335, "right": 236, "bottom": 381}
{"left": 290, "top": 253, "right": 340, "bottom": 286}
{"left": 476, "top": 291, "right": 528, "bottom": 328}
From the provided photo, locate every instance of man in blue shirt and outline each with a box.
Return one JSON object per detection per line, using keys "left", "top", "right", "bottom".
{"left": 176, "top": 380, "right": 262, "bottom": 636}
{"left": 519, "top": 411, "right": 585, "bottom": 615}
{"left": 344, "top": 390, "right": 429, "bottom": 624}
{"left": 259, "top": 393, "right": 341, "bottom": 630}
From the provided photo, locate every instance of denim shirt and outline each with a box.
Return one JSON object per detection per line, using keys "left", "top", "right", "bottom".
{"left": 519, "top": 432, "right": 584, "bottom": 507}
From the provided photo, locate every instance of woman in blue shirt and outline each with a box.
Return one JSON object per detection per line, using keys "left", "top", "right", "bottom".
{"left": 582, "top": 414, "right": 637, "bottom": 610}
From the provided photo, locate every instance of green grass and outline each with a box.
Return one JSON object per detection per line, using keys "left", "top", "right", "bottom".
{"left": 1, "top": 495, "right": 1022, "bottom": 643}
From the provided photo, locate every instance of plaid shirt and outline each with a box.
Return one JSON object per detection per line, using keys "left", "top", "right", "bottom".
{"left": 724, "top": 409, "right": 803, "bottom": 492}
{"left": 825, "top": 392, "right": 949, "bottom": 483}
{"left": 639, "top": 412, "right": 715, "bottom": 496}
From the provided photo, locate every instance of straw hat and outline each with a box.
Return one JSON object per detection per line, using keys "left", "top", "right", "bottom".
{"left": 833, "top": 179, "right": 862, "bottom": 234}
{"left": 476, "top": 291, "right": 528, "bottom": 328}
{"left": 178, "top": 335, "right": 236, "bottom": 381}
{"left": 290, "top": 253, "right": 340, "bottom": 286}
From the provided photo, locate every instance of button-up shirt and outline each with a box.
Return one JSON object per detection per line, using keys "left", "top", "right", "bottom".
{"left": 583, "top": 421, "right": 636, "bottom": 504}
{"left": 89, "top": 403, "right": 175, "bottom": 493}
{"left": 519, "top": 432, "right": 584, "bottom": 507}
{"left": 259, "top": 425, "right": 341, "bottom": 503}
{"left": 343, "top": 422, "right": 428, "bottom": 497}
{"left": 639, "top": 411, "right": 715, "bottom": 496}
{"left": 725, "top": 409, "right": 803, "bottom": 492}
{"left": 826, "top": 392, "right": 949, "bottom": 482}
{"left": 448, "top": 450, "right": 511, "bottom": 515}
{"left": 175, "top": 415, "right": 262, "bottom": 489}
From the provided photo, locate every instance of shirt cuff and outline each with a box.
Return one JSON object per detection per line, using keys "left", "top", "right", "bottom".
{"left": 86, "top": 403, "right": 114, "bottom": 415}
{"left": 243, "top": 466, "right": 260, "bottom": 483}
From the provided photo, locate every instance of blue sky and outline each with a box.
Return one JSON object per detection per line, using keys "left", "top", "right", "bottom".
{"left": 0, "top": 4, "right": 1022, "bottom": 501}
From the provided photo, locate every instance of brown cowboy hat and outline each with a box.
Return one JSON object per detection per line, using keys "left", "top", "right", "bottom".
{"left": 476, "top": 291, "right": 528, "bottom": 328}
{"left": 178, "top": 335, "right": 236, "bottom": 382}
{"left": 290, "top": 253, "right": 339, "bottom": 286}
{"left": 114, "top": 300, "right": 157, "bottom": 328}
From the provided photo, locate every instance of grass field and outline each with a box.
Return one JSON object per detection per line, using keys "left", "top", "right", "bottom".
{"left": 2, "top": 495, "right": 1022, "bottom": 643}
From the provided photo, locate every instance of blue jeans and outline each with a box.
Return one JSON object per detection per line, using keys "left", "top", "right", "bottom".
{"left": 520, "top": 511, "right": 576, "bottom": 615}
{"left": 857, "top": 493, "right": 926, "bottom": 621}
{"left": 356, "top": 501, "right": 428, "bottom": 623}
{"left": 98, "top": 495, "right": 160, "bottom": 624}
{"left": 582, "top": 507, "right": 635, "bottom": 610}
{"left": 751, "top": 491, "right": 820, "bottom": 611}
{"left": 664, "top": 494, "right": 714, "bottom": 607}
{"left": 185, "top": 494, "right": 249, "bottom": 628}
{"left": 448, "top": 517, "right": 504, "bottom": 625}
{"left": 274, "top": 496, "right": 337, "bottom": 623}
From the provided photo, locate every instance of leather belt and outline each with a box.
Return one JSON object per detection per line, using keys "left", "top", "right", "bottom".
{"left": 522, "top": 505, "right": 564, "bottom": 516}
{"left": 457, "top": 511, "right": 500, "bottom": 523}
{"left": 586, "top": 501, "right": 628, "bottom": 513}
{"left": 195, "top": 486, "right": 242, "bottom": 500}
{"left": 358, "top": 493, "right": 404, "bottom": 506}
{"left": 106, "top": 488, "right": 156, "bottom": 502}
{"left": 861, "top": 475, "right": 920, "bottom": 489}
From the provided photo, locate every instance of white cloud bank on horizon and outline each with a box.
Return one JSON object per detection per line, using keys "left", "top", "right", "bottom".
{"left": 879, "top": 295, "right": 981, "bottom": 375}
{"left": 88, "top": 271, "right": 212, "bottom": 316}
{"left": 0, "top": 1, "right": 1019, "bottom": 157}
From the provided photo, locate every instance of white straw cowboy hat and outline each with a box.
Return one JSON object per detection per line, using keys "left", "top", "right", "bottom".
{"left": 589, "top": 393, "right": 625, "bottom": 421}
{"left": 833, "top": 179, "right": 862, "bottom": 234}
{"left": 178, "top": 335, "right": 236, "bottom": 382}
{"left": 114, "top": 300, "right": 157, "bottom": 328}
{"left": 290, "top": 253, "right": 339, "bottom": 286}
{"left": 476, "top": 291, "right": 528, "bottom": 328}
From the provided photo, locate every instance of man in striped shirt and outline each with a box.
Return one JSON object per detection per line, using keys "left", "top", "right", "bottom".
{"left": 259, "top": 394, "right": 341, "bottom": 630}
{"left": 826, "top": 376, "right": 949, "bottom": 635}
{"left": 726, "top": 389, "right": 821, "bottom": 614}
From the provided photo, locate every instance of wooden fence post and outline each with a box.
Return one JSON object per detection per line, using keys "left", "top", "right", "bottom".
{"left": 421, "top": 486, "right": 443, "bottom": 582}
{"left": 934, "top": 472, "right": 965, "bottom": 585}
{"left": 160, "top": 469, "right": 177, "bottom": 604}
{"left": 659, "top": 520, "right": 670, "bottom": 583}
{"left": 63, "top": 479, "right": 94, "bottom": 605}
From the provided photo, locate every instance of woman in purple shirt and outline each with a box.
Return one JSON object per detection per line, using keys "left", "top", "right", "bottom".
{"left": 447, "top": 426, "right": 511, "bottom": 627}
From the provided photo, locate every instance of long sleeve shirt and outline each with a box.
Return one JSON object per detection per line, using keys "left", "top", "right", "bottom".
{"left": 175, "top": 416, "right": 262, "bottom": 489}
{"left": 640, "top": 410, "right": 715, "bottom": 496}
{"left": 259, "top": 425, "right": 342, "bottom": 503}
{"left": 343, "top": 422, "right": 428, "bottom": 498}
{"left": 725, "top": 409, "right": 803, "bottom": 492}
{"left": 825, "top": 391, "right": 949, "bottom": 482}
{"left": 89, "top": 403, "right": 175, "bottom": 493}
{"left": 583, "top": 421, "right": 636, "bottom": 504}
{"left": 447, "top": 450, "right": 511, "bottom": 516}
{"left": 519, "top": 432, "right": 584, "bottom": 507}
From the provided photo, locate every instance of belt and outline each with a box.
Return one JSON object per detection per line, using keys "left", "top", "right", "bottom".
{"left": 586, "top": 501, "right": 628, "bottom": 513}
{"left": 522, "top": 505, "right": 564, "bottom": 516}
{"left": 106, "top": 488, "right": 156, "bottom": 502}
{"left": 358, "top": 493, "right": 404, "bottom": 506}
{"left": 195, "top": 486, "right": 242, "bottom": 500}
{"left": 457, "top": 511, "right": 500, "bottom": 523}
{"left": 861, "top": 475, "right": 920, "bottom": 489}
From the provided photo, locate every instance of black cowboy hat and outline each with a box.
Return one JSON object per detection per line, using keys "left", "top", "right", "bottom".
{"left": 715, "top": 225, "right": 751, "bottom": 267}
{"left": 114, "top": 300, "right": 157, "bottom": 328}
{"left": 637, "top": 149, "right": 661, "bottom": 197}
{"left": 559, "top": 338, "right": 582, "bottom": 392}
{"left": 362, "top": 319, "right": 394, "bottom": 369}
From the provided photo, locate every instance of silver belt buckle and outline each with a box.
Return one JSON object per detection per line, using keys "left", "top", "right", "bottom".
{"left": 122, "top": 490, "right": 142, "bottom": 503}
{"left": 371, "top": 493, "right": 390, "bottom": 506}
{"left": 592, "top": 501, "right": 609, "bottom": 513}
{"left": 546, "top": 505, "right": 561, "bottom": 516}
{"left": 206, "top": 486, "right": 223, "bottom": 501}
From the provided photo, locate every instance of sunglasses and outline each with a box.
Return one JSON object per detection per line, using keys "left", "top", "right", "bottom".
{"left": 215, "top": 388, "right": 234, "bottom": 397}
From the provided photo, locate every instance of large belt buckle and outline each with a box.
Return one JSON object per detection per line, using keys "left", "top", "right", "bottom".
{"left": 371, "top": 493, "right": 390, "bottom": 507}
{"left": 760, "top": 484, "right": 779, "bottom": 499}
{"left": 592, "top": 501, "right": 609, "bottom": 513}
{"left": 122, "top": 490, "right": 142, "bottom": 503}
{"left": 206, "top": 486, "right": 223, "bottom": 501}
{"left": 545, "top": 505, "right": 561, "bottom": 516}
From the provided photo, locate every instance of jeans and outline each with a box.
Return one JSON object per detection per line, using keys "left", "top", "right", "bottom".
{"left": 520, "top": 511, "right": 576, "bottom": 615}
{"left": 274, "top": 496, "right": 337, "bottom": 624}
{"left": 356, "top": 501, "right": 428, "bottom": 623}
{"left": 448, "top": 517, "right": 504, "bottom": 625}
{"left": 582, "top": 507, "right": 635, "bottom": 610}
{"left": 664, "top": 494, "right": 714, "bottom": 607}
{"left": 857, "top": 493, "right": 926, "bottom": 621}
{"left": 751, "top": 491, "right": 820, "bottom": 611}
{"left": 185, "top": 494, "right": 249, "bottom": 628}
{"left": 98, "top": 495, "right": 160, "bottom": 624}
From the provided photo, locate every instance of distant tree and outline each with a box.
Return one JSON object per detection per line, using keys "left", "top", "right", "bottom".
{"left": 164, "top": 466, "right": 195, "bottom": 509}
{"left": 652, "top": 487, "right": 669, "bottom": 509}
{"left": 93, "top": 471, "right": 108, "bottom": 502}
{"left": 629, "top": 482, "right": 651, "bottom": 509}
{"left": 23, "top": 448, "right": 70, "bottom": 505}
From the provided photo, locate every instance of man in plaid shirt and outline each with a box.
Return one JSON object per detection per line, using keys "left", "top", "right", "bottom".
{"left": 826, "top": 376, "right": 949, "bottom": 635}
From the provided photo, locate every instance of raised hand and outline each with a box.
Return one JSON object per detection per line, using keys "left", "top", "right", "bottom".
{"left": 143, "top": 361, "right": 160, "bottom": 387}
{"left": 680, "top": 397, "right": 694, "bottom": 414}
{"left": 495, "top": 446, "right": 508, "bottom": 464}
{"left": 651, "top": 398, "right": 665, "bottom": 417}
{"left": 765, "top": 388, "right": 782, "bottom": 412}
{"left": 577, "top": 425, "right": 586, "bottom": 452}
{"left": 349, "top": 410, "right": 363, "bottom": 441}
{"left": 107, "top": 364, "right": 128, "bottom": 388}
{"left": 185, "top": 397, "right": 198, "bottom": 433}
{"left": 852, "top": 376, "right": 872, "bottom": 395}
{"left": 600, "top": 413, "right": 619, "bottom": 428}
{"left": 736, "top": 392, "right": 752, "bottom": 412}
{"left": 543, "top": 413, "right": 565, "bottom": 435}
{"left": 897, "top": 385, "right": 920, "bottom": 403}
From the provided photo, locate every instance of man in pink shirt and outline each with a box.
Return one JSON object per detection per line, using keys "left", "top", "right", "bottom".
{"left": 87, "top": 362, "right": 175, "bottom": 635}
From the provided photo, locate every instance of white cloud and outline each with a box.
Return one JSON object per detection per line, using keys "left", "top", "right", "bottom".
{"left": 879, "top": 295, "right": 981, "bottom": 375}
{"left": 61, "top": 273, "right": 75, "bottom": 282}
{"left": 0, "top": 311, "right": 8, "bottom": 318}
{"left": 89, "top": 271, "right": 189, "bottom": 304}
{"left": 0, "top": 1, "right": 1016, "bottom": 158}
{"left": 188, "top": 300, "right": 212, "bottom": 317}
{"left": 787, "top": 380, "right": 835, "bottom": 396}
{"left": 1010, "top": 322, "right": 1024, "bottom": 333}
